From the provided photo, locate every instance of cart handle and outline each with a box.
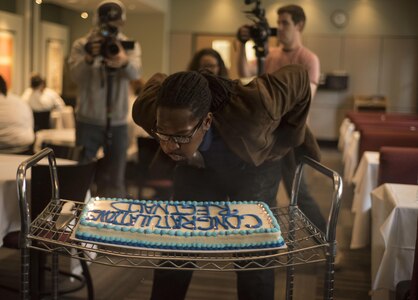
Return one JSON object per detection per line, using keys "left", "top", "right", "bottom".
{"left": 289, "top": 155, "right": 343, "bottom": 243}
{"left": 16, "top": 147, "right": 59, "bottom": 248}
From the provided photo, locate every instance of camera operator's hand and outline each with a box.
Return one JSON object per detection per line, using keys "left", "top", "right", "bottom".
{"left": 237, "top": 25, "right": 252, "bottom": 44}
{"left": 104, "top": 41, "right": 129, "bottom": 69}
{"left": 84, "top": 36, "right": 102, "bottom": 64}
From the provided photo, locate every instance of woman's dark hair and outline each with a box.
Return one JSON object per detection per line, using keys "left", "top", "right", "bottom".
{"left": 0, "top": 75, "right": 7, "bottom": 95}
{"left": 187, "top": 48, "right": 229, "bottom": 78}
{"left": 277, "top": 5, "right": 306, "bottom": 29}
{"left": 157, "top": 70, "right": 234, "bottom": 119}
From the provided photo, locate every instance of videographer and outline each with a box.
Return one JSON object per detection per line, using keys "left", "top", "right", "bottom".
{"left": 68, "top": 0, "right": 141, "bottom": 197}
{"left": 237, "top": 4, "right": 326, "bottom": 234}
{"left": 237, "top": 4, "right": 319, "bottom": 96}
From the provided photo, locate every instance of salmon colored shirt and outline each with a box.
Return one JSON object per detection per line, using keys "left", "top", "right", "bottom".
{"left": 265, "top": 45, "right": 320, "bottom": 86}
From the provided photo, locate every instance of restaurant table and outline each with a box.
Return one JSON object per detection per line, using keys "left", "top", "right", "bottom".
{"left": 0, "top": 154, "right": 75, "bottom": 247}
{"left": 371, "top": 183, "right": 418, "bottom": 299}
{"left": 34, "top": 128, "right": 76, "bottom": 153}
{"left": 350, "top": 151, "right": 380, "bottom": 249}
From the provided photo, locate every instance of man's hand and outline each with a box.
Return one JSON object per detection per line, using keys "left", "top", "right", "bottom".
{"left": 237, "top": 25, "right": 252, "bottom": 44}
{"left": 84, "top": 36, "right": 102, "bottom": 64}
{"left": 104, "top": 41, "right": 129, "bottom": 69}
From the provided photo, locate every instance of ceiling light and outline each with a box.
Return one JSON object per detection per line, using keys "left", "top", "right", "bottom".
{"left": 35, "top": 0, "right": 42, "bottom": 4}
{"left": 81, "top": 12, "right": 89, "bottom": 19}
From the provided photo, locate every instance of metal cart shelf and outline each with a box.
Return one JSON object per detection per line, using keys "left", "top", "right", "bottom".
{"left": 16, "top": 148, "right": 343, "bottom": 300}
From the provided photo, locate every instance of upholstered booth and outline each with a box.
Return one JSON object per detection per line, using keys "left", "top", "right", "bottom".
{"left": 377, "top": 146, "right": 418, "bottom": 186}
{"left": 358, "top": 129, "right": 418, "bottom": 161}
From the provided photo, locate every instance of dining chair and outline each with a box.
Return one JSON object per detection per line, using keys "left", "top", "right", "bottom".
{"left": 41, "top": 142, "right": 85, "bottom": 161}
{"left": 33, "top": 111, "right": 51, "bottom": 132}
{"left": 1, "top": 150, "right": 96, "bottom": 299}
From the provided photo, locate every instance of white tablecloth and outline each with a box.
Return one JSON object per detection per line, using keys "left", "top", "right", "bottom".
{"left": 338, "top": 118, "right": 354, "bottom": 152}
{"left": 0, "top": 154, "right": 75, "bottom": 247}
{"left": 34, "top": 128, "right": 76, "bottom": 152}
{"left": 371, "top": 183, "right": 418, "bottom": 293}
{"left": 350, "top": 151, "right": 380, "bottom": 249}
{"left": 338, "top": 117, "right": 362, "bottom": 183}
{"left": 50, "top": 106, "right": 75, "bottom": 129}
{"left": 343, "top": 130, "right": 361, "bottom": 183}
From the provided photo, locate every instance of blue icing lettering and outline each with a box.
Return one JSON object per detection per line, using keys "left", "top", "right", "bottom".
{"left": 224, "top": 215, "right": 241, "bottom": 229}
{"left": 242, "top": 214, "right": 262, "bottom": 229}
{"left": 172, "top": 203, "right": 196, "bottom": 215}
{"left": 196, "top": 205, "right": 209, "bottom": 216}
{"left": 153, "top": 203, "right": 169, "bottom": 215}
{"left": 180, "top": 215, "right": 196, "bottom": 230}
{"left": 139, "top": 215, "right": 153, "bottom": 227}
{"left": 212, "top": 215, "right": 229, "bottom": 230}
{"left": 196, "top": 216, "right": 212, "bottom": 230}
{"left": 143, "top": 203, "right": 159, "bottom": 214}
{"left": 169, "top": 215, "right": 183, "bottom": 229}
{"left": 85, "top": 209, "right": 102, "bottom": 221}
{"left": 155, "top": 215, "right": 171, "bottom": 229}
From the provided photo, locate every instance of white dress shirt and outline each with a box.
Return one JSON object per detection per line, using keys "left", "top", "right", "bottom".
{"left": 0, "top": 93, "right": 35, "bottom": 151}
{"left": 21, "top": 87, "right": 65, "bottom": 112}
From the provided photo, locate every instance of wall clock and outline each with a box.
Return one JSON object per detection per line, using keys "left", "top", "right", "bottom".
{"left": 331, "top": 10, "right": 349, "bottom": 28}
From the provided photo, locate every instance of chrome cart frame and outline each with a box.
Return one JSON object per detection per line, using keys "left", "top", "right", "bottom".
{"left": 16, "top": 148, "right": 343, "bottom": 300}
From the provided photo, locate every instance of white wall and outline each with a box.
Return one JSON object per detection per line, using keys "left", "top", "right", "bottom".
{"left": 124, "top": 12, "right": 168, "bottom": 79}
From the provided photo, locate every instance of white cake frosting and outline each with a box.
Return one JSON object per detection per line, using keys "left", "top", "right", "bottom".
{"left": 75, "top": 197, "right": 285, "bottom": 251}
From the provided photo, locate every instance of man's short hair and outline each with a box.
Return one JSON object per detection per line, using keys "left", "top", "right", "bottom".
{"left": 30, "top": 74, "right": 45, "bottom": 89}
{"left": 277, "top": 5, "right": 306, "bottom": 26}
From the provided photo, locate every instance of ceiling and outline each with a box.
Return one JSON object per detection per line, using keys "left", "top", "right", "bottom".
{"left": 43, "top": 0, "right": 160, "bottom": 14}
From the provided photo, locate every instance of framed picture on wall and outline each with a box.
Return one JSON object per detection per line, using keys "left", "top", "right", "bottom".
{"left": 46, "top": 38, "right": 64, "bottom": 94}
{"left": 0, "top": 30, "right": 14, "bottom": 90}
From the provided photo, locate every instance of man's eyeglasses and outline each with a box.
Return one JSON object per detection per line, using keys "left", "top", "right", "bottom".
{"left": 151, "top": 118, "right": 204, "bottom": 144}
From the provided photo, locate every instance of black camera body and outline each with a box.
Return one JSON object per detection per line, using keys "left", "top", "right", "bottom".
{"left": 244, "top": 0, "right": 271, "bottom": 46}
{"left": 241, "top": 0, "right": 277, "bottom": 59}
{"left": 84, "top": 23, "right": 135, "bottom": 59}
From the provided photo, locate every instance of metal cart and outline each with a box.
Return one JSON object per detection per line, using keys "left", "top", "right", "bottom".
{"left": 16, "top": 148, "right": 343, "bottom": 300}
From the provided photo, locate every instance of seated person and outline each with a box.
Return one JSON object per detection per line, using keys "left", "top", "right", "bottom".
{"left": 0, "top": 75, "right": 35, "bottom": 154}
{"left": 21, "top": 73, "right": 65, "bottom": 112}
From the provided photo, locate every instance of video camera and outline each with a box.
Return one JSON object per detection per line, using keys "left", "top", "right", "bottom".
{"left": 239, "top": 0, "right": 277, "bottom": 58}
{"left": 84, "top": 8, "right": 135, "bottom": 59}
{"left": 85, "top": 24, "right": 135, "bottom": 59}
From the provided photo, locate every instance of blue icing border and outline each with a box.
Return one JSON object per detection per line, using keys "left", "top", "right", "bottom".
{"left": 75, "top": 231, "right": 285, "bottom": 250}
{"left": 77, "top": 198, "right": 284, "bottom": 250}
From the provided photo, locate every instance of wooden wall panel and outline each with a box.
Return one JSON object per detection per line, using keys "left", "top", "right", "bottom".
{"left": 304, "top": 35, "right": 343, "bottom": 73}
{"left": 380, "top": 38, "right": 418, "bottom": 113}
{"left": 342, "top": 37, "right": 381, "bottom": 96}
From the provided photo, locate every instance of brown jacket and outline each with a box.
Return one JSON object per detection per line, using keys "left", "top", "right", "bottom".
{"left": 132, "top": 64, "right": 320, "bottom": 167}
